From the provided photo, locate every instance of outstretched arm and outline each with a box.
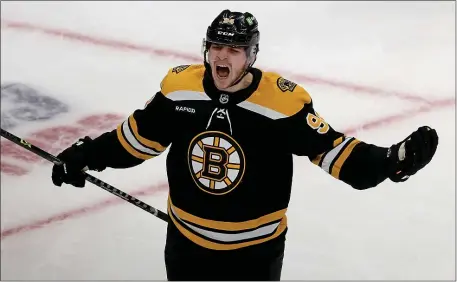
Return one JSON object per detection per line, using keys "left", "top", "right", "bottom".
{"left": 91, "top": 92, "right": 174, "bottom": 169}
{"left": 51, "top": 91, "right": 175, "bottom": 187}
{"left": 283, "top": 100, "right": 438, "bottom": 190}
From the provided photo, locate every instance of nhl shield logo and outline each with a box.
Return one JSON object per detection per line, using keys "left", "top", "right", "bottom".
{"left": 219, "top": 94, "right": 229, "bottom": 104}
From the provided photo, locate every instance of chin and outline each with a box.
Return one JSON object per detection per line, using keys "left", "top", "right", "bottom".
{"left": 216, "top": 81, "right": 233, "bottom": 90}
{"left": 213, "top": 76, "right": 232, "bottom": 90}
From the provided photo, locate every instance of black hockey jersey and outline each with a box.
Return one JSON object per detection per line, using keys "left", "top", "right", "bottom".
{"left": 88, "top": 64, "right": 391, "bottom": 251}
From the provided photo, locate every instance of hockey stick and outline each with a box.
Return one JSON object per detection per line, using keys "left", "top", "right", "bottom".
{"left": 0, "top": 128, "right": 169, "bottom": 222}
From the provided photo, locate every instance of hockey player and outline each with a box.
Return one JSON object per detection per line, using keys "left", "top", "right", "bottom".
{"left": 51, "top": 9, "right": 438, "bottom": 281}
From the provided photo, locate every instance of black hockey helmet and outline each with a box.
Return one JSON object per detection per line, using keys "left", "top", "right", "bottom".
{"left": 203, "top": 9, "right": 260, "bottom": 68}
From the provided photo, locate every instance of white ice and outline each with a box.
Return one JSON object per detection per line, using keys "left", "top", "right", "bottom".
{"left": 1, "top": 1, "right": 455, "bottom": 280}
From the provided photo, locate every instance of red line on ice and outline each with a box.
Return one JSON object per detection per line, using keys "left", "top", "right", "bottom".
{"left": 2, "top": 99, "right": 453, "bottom": 239}
{"left": 1, "top": 183, "right": 169, "bottom": 239}
{"left": 0, "top": 19, "right": 437, "bottom": 104}
{"left": 0, "top": 19, "right": 454, "bottom": 239}
{"left": 344, "top": 98, "right": 455, "bottom": 135}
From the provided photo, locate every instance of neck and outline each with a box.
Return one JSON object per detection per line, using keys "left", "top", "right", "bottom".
{"left": 219, "top": 72, "right": 253, "bottom": 93}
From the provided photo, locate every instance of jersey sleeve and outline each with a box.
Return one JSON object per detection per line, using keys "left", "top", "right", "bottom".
{"left": 87, "top": 91, "right": 174, "bottom": 169}
{"left": 283, "top": 98, "right": 391, "bottom": 190}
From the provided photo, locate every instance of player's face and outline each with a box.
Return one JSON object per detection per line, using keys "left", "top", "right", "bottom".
{"left": 208, "top": 44, "right": 248, "bottom": 90}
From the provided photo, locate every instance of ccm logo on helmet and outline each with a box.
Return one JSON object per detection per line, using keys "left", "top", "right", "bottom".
{"left": 217, "top": 31, "right": 234, "bottom": 36}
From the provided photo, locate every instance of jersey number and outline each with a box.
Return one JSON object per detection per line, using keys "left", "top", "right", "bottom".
{"left": 306, "top": 113, "right": 329, "bottom": 134}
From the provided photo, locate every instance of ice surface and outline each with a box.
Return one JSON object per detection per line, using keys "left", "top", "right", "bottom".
{"left": 1, "top": 1, "right": 455, "bottom": 280}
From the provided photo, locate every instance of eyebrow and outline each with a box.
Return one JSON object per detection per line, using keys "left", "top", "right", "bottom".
{"left": 212, "top": 44, "right": 243, "bottom": 50}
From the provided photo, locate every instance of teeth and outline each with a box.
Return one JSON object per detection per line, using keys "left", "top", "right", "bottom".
{"left": 217, "top": 64, "right": 228, "bottom": 68}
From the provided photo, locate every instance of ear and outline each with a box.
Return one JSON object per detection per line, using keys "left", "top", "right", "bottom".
{"left": 246, "top": 46, "right": 258, "bottom": 67}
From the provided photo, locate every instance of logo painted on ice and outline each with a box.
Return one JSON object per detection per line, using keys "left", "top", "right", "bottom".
{"left": 0, "top": 83, "right": 125, "bottom": 177}
{"left": 1, "top": 83, "right": 68, "bottom": 130}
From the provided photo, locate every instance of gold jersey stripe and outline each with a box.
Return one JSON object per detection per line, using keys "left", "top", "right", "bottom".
{"left": 169, "top": 198, "right": 287, "bottom": 232}
{"left": 245, "top": 72, "right": 312, "bottom": 117}
{"left": 169, "top": 204, "right": 288, "bottom": 251}
{"left": 311, "top": 136, "right": 345, "bottom": 166}
{"left": 311, "top": 152, "right": 324, "bottom": 166}
{"left": 331, "top": 139, "right": 361, "bottom": 179}
{"left": 161, "top": 65, "right": 310, "bottom": 118}
{"left": 116, "top": 125, "right": 153, "bottom": 160}
{"left": 333, "top": 136, "right": 344, "bottom": 147}
{"left": 128, "top": 115, "right": 167, "bottom": 152}
{"left": 160, "top": 65, "right": 206, "bottom": 95}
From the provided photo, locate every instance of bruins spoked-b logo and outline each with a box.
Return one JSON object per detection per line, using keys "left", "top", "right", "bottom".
{"left": 188, "top": 131, "right": 245, "bottom": 195}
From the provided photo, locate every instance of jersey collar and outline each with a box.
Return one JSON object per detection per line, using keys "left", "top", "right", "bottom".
{"left": 203, "top": 67, "right": 262, "bottom": 107}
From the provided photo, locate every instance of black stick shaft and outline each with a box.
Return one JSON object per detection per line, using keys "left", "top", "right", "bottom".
{"left": 1, "top": 128, "right": 169, "bottom": 222}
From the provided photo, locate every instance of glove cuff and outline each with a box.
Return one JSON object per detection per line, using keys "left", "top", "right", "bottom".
{"left": 74, "top": 136, "right": 107, "bottom": 172}
{"left": 386, "top": 143, "right": 410, "bottom": 182}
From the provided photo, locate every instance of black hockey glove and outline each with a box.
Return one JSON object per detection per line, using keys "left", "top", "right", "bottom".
{"left": 387, "top": 126, "right": 438, "bottom": 182}
{"left": 52, "top": 136, "right": 105, "bottom": 188}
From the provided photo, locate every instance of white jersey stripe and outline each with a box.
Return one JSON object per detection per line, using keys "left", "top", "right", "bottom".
{"left": 170, "top": 204, "right": 280, "bottom": 243}
{"left": 321, "top": 137, "right": 353, "bottom": 173}
{"left": 121, "top": 120, "right": 160, "bottom": 156}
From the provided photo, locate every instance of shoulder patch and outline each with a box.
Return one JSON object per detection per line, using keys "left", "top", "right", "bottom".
{"left": 277, "top": 77, "right": 297, "bottom": 92}
{"left": 172, "top": 65, "right": 191, "bottom": 74}
{"left": 243, "top": 71, "right": 311, "bottom": 118}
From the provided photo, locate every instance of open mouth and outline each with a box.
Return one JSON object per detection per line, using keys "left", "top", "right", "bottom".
{"left": 216, "top": 65, "right": 230, "bottom": 79}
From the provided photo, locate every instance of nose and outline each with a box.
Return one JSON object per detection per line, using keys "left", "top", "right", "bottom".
{"left": 216, "top": 47, "right": 230, "bottom": 59}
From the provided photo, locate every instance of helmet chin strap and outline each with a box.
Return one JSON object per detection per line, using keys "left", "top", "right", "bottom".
{"left": 228, "top": 65, "right": 250, "bottom": 88}
{"left": 228, "top": 45, "right": 258, "bottom": 88}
